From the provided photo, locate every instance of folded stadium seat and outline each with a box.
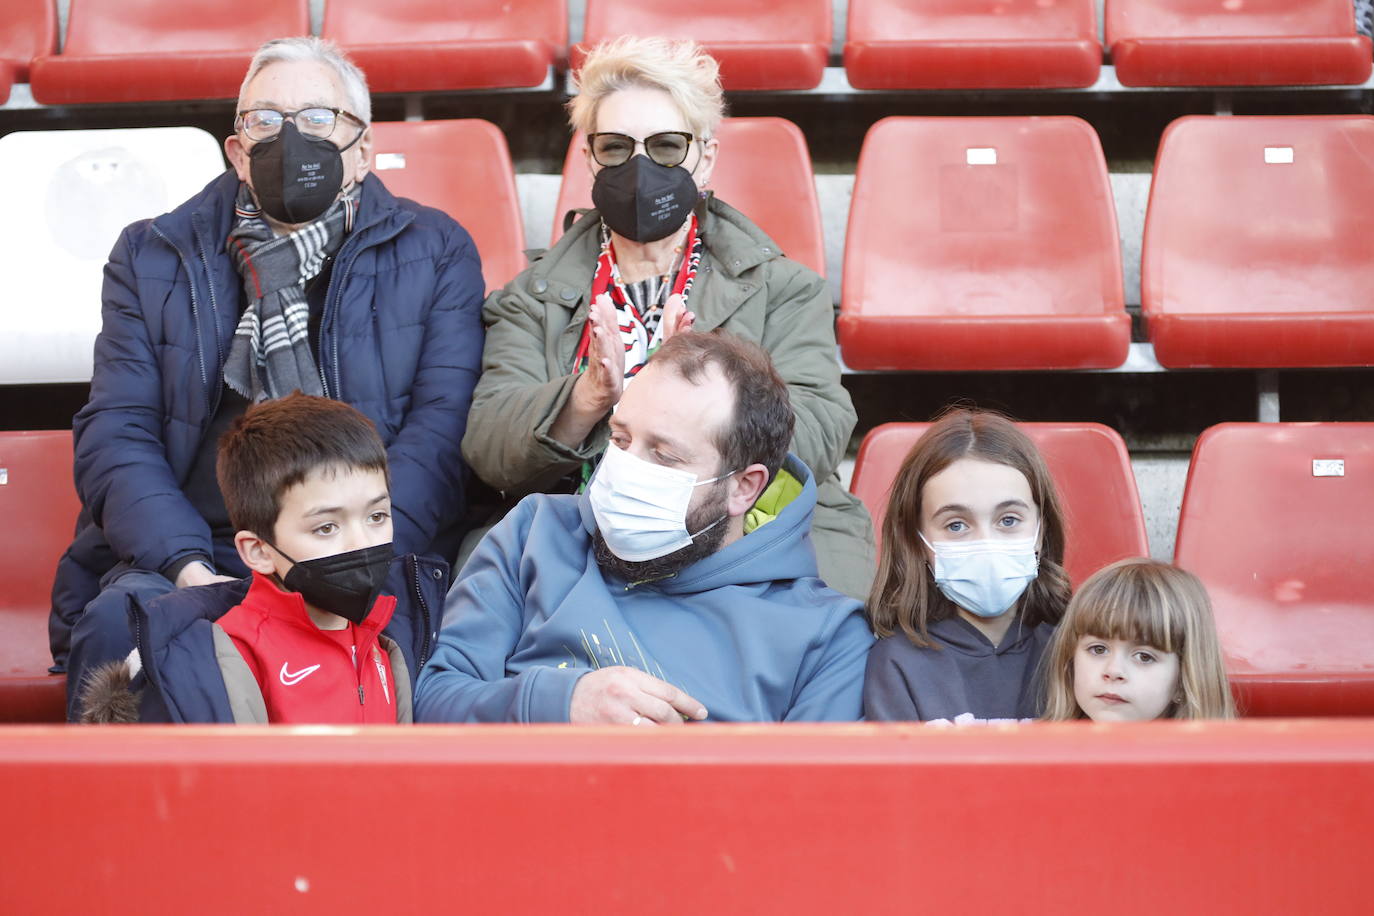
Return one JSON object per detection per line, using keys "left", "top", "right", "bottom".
{"left": 573, "top": 0, "right": 830, "bottom": 90}
{"left": 850, "top": 422, "right": 1149, "bottom": 587}
{"left": 551, "top": 117, "right": 826, "bottom": 277}
{"left": 1142, "top": 115, "right": 1374, "bottom": 368}
{"left": 0, "top": 431, "right": 80, "bottom": 722}
{"left": 0, "top": 0, "right": 57, "bottom": 104}
{"left": 844, "top": 0, "right": 1102, "bottom": 90}
{"left": 1174, "top": 423, "right": 1374, "bottom": 716}
{"left": 370, "top": 120, "right": 525, "bottom": 294}
{"left": 0, "top": 127, "right": 226, "bottom": 386}
{"left": 1106, "top": 0, "right": 1372, "bottom": 87}
{"left": 28, "top": 0, "right": 309, "bottom": 104}
{"left": 324, "top": 0, "right": 566, "bottom": 93}
{"left": 839, "top": 117, "right": 1130, "bottom": 371}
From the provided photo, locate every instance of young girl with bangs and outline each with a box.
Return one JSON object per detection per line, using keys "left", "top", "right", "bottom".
{"left": 1041, "top": 558, "right": 1236, "bottom": 721}
{"left": 863, "top": 409, "right": 1072, "bottom": 723}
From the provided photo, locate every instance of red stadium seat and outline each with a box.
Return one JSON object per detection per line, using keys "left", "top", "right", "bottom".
{"left": 1141, "top": 116, "right": 1374, "bottom": 369}
{"left": 0, "top": 0, "right": 57, "bottom": 104}
{"left": 28, "top": 0, "right": 309, "bottom": 104}
{"left": 1174, "top": 423, "right": 1374, "bottom": 716}
{"left": 552, "top": 117, "right": 826, "bottom": 278}
{"left": 1106, "top": 0, "right": 1372, "bottom": 87}
{"left": 839, "top": 117, "right": 1130, "bottom": 371}
{"left": 324, "top": 0, "right": 566, "bottom": 93}
{"left": 369, "top": 120, "right": 525, "bottom": 295}
{"left": 573, "top": 0, "right": 830, "bottom": 91}
{"left": 851, "top": 422, "right": 1149, "bottom": 587}
{"left": 845, "top": 0, "right": 1101, "bottom": 90}
{"left": 0, "top": 431, "right": 79, "bottom": 722}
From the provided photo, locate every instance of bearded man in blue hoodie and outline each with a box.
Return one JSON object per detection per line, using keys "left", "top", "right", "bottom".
{"left": 416, "top": 332, "right": 873, "bottom": 724}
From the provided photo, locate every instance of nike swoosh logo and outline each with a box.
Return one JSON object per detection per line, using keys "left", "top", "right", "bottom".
{"left": 279, "top": 662, "right": 322, "bottom": 686}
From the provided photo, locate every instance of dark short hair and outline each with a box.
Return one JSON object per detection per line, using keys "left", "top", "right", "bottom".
{"left": 216, "top": 393, "right": 389, "bottom": 541}
{"left": 646, "top": 331, "right": 794, "bottom": 481}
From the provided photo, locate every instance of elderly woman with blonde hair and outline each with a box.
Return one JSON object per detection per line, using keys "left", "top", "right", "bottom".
{"left": 461, "top": 36, "right": 874, "bottom": 599}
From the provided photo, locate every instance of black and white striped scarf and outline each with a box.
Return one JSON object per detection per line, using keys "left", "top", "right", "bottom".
{"left": 223, "top": 183, "right": 358, "bottom": 402}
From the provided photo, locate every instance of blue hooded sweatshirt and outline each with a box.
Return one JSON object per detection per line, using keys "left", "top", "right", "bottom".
{"left": 415, "top": 455, "right": 873, "bottom": 723}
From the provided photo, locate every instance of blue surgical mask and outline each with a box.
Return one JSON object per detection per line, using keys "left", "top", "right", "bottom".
{"left": 920, "top": 531, "right": 1039, "bottom": 619}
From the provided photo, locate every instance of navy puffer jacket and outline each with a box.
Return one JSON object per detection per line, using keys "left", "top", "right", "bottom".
{"left": 50, "top": 170, "right": 485, "bottom": 668}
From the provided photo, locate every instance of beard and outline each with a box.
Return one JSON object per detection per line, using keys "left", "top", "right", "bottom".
{"left": 593, "top": 481, "right": 732, "bottom": 585}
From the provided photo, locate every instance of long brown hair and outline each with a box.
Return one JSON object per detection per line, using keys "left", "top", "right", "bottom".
{"left": 1041, "top": 558, "right": 1237, "bottom": 720}
{"left": 867, "top": 408, "right": 1071, "bottom": 647}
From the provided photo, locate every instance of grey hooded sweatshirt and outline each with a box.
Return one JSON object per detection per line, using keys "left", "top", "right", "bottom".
{"left": 862, "top": 615, "right": 1055, "bottom": 723}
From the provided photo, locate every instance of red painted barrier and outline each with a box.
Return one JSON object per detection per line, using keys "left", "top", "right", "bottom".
{"left": 2, "top": 722, "right": 1372, "bottom": 913}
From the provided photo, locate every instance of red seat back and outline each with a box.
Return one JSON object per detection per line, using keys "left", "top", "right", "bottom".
{"left": 369, "top": 120, "right": 526, "bottom": 296}
{"left": 1106, "top": 0, "right": 1372, "bottom": 86}
{"left": 845, "top": 0, "right": 1101, "bottom": 90}
{"left": 30, "top": 0, "right": 309, "bottom": 103}
{"left": 0, "top": 431, "right": 79, "bottom": 722}
{"left": 552, "top": 117, "right": 826, "bottom": 278}
{"left": 851, "top": 422, "right": 1149, "bottom": 587}
{"left": 1174, "top": 423, "right": 1374, "bottom": 716}
{"left": 0, "top": 0, "right": 57, "bottom": 81}
{"left": 839, "top": 116, "right": 1129, "bottom": 371}
{"left": 324, "top": 0, "right": 566, "bottom": 92}
{"left": 1142, "top": 116, "right": 1374, "bottom": 368}
{"left": 574, "top": 0, "right": 830, "bottom": 90}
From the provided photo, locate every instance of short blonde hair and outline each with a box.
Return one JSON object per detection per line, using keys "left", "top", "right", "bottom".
{"left": 1041, "top": 558, "right": 1237, "bottom": 721}
{"left": 568, "top": 36, "right": 725, "bottom": 140}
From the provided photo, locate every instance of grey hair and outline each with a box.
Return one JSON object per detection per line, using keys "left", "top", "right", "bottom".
{"left": 238, "top": 37, "right": 371, "bottom": 124}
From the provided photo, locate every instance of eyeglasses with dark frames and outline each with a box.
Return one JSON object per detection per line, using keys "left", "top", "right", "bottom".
{"left": 236, "top": 107, "right": 367, "bottom": 143}
{"left": 587, "top": 131, "right": 695, "bottom": 168}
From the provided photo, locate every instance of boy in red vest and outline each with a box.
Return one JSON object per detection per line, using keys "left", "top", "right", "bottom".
{"left": 78, "top": 393, "right": 443, "bottom": 723}
{"left": 213, "top": 393, "right": 406, "bottom": 722}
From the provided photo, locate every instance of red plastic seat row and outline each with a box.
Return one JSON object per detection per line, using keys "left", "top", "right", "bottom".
{"left": 852, "top": 420, "right": 1374, "bottom": 717}
{"left": 0, "top": 431, "right": 78, "bottom": 722}
{"left": 13, "top": 0, "right": 1370, "bottom": 105}
{"left": 25, "top": 0, "right": 565, "bottom": 105}
{"left": 840, "top": 114, "right": 1374, "bottom": 372}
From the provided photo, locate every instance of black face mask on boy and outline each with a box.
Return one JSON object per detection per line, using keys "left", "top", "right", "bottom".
{"left": 269, "top": 541, "right": 395, "bottom": 625}
{"left": 249, "top": 120, "right": 361, "bottom": 225}
{"left": 591, "top": 154, "right": 698, "bottom": 243}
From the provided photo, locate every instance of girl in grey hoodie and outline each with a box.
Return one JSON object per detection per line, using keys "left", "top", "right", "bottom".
{"left": 862, "top": 409, "right": 1071, "bottom": 723}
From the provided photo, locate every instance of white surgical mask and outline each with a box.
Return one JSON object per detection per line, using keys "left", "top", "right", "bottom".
{"left": 589, "top": 444, "right": 733, "bottom": 562}
{"left": 920, "top": 531, "right": 1040, "bottom": 619}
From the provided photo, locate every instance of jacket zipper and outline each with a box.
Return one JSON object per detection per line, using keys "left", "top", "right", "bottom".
{"left": 409, "top": 554, "right": 435, "bottom": 667}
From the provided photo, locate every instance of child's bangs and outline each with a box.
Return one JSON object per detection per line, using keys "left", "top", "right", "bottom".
{"left": 1068, "top": 576, "right": 1184, "bottom": 654}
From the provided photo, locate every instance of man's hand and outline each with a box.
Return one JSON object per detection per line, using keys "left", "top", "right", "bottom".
{"left": 569, "top": 666, "right": 708, "bottom": 725}
{"left": 660, "top": 293, "right": 695, "bottom": 342}
{"left": 174, "top": 562, "right": 237, "bottom": 589}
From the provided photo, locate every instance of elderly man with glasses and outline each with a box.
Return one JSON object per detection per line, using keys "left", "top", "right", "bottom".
{"left": 53, "top": 37, "right": 485, "bottom": 719}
